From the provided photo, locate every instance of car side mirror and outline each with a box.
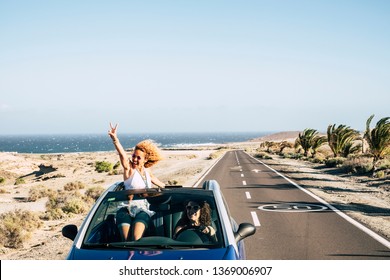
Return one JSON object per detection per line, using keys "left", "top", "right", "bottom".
{"left": 234, "top": 223, "right": 256, "bottom": 243}
{"left": 62, "top": 224, "right": 78, "bottom": 241}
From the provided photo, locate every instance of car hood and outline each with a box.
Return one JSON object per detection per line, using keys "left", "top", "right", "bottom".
{"left": 67, "top": 245, "right": 238, "bottom": 260}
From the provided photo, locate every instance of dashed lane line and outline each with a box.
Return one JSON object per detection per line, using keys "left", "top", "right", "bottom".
{"left": 251, "top": 211, "right": 261, "bottom": 227}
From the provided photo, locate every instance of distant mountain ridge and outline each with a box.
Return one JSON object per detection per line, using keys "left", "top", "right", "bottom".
{"left": 250, "top": 131, "right": 301, "bottom": 142}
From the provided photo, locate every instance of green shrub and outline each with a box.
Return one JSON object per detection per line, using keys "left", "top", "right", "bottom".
{"left": 0, "top": 209, "right": 43, "bottom": 248}
{"left": 113, "top": 161, "right": 121, "bottom": 170}
{"left": 14, "top": 178, "right": 25, "bottom": 185}
{"left": 186, "top": 154, "right": 197, "bottom": 159}
{"left": 325, "top": 157, "right": 346, "bottom": 168}
{"left": 64, "top": 181, "right": 85, "bottom": 191}
{"left": 308, "top": 157, "right": 325, "bottom": 164}
{"left": 108, "top": 169, "right": 120, "bottom": 175}
{"left": 28, "top": 185, "right": 56, "bottom": 202}
{"left": 92, "top": 179, "right": 105, "bottom": 184}
{"left": 341, "top": 157, "right": 373, "bottom": 174}
{"left": 0, "top": 177, "right": 5, "bottom": 184}
{"left": 377, "top": 158, "right": 390, "bottom": 171}
{"left": 43, "top": 191, "right": 92, "bottom": 220}
{"left": 168, "top": 180, "right": 179, "bottom": 185}
{"left": 62, "top": 197, "right": 90, "bottom": 214}
{"left": 374, "top": 170, "right": 385, "bottom": 178}
{"left": 95, "top": 161, "right": 113, "bottom": 173}
{"left": 280, "top": 153, "right": 303, "bottom": 160}
{"left": 85, "top": 186, "right": 105, "bottom": 201}
{"left": 43, "top": 207, "right": 66, "bottom": 220}
{"left": 254, "top": 152, "right": 272, "bottom": 160}
{"left": 208, "top": 151, "right": 222, "bottom": 160}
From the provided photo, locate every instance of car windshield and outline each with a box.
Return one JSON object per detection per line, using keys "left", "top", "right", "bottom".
{"left": 82, "top": 188, "right": 224, "bottom": 250}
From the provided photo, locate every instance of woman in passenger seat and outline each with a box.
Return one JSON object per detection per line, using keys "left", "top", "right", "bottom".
{"left": 173, "top": 200, "right": 217, "bottom": 242}
{"left": 109, "top": 123, "right": 166, "bottom": 241}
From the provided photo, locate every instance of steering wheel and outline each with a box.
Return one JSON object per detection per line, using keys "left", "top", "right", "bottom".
{"left": 174, "top": 225, "right": 212, "bottom": 243}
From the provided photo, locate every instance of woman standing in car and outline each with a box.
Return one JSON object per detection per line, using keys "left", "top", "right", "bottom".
{"left": 108, "top": 123, "right": 165, "bottom": 240}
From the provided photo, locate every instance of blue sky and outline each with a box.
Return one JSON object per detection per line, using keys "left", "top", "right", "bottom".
{"left": 1, "top": 0, "right": 389, "bottom": 134}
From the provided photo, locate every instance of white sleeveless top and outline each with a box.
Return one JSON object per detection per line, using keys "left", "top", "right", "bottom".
{"left": 123, "top": 169, "right": 152, "bottom": 190}
{"left": 123, "top": 169, "right": 154, "bottom": 217}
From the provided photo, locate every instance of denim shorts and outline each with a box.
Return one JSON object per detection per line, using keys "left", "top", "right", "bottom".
{"left": 116, "top": 207, "right": 151, "bottom": 229}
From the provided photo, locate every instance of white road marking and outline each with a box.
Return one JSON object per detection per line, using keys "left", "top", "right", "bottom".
{"left": 235, "top": 151, "right": 240, "bottom": 165}
{"left": 241, "top": 174, "right": 244, "bottom": 177}
{"left": 260, "top": 203, "right": 327, "bottom": 212}
{"left": 242, "top": 180, "right": 247, "bottom": 186}
{"left": 251, "top": 211, "right": 261, "bottom": 227}
{"left": 252, "top": 169, "right": 261, "bottom": 173}
{"left": 245, "top": 191, "right": 251, "bottom": 199}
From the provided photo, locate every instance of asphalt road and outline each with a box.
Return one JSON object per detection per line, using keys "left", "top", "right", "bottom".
{"left": 198, "top": 150, "right": 390, "bottom": 260}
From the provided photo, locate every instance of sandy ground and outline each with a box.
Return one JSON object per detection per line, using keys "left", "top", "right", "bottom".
{"left": 0, "top": 133, "right": 389, "bottom": 259}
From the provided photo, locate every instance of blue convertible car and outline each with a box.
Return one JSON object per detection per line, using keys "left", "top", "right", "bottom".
{"left": 62, "top": 180, "right": 256, "bottom": 260}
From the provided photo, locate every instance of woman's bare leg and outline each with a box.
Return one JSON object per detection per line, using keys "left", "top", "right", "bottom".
{"left": 119, "top": 223, "right": 131, "bottom": 241}
{"left": 133, "top": 222, "right": 146, "bottom": 240}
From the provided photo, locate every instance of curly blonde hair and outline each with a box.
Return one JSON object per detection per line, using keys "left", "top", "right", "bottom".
{"left": 135, "top": 140, "right": 163, "bottom": 168}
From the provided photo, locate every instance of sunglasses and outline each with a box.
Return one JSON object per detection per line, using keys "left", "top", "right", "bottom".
{"left": 132, "top": 154, "right": 142, "bottom": 160}
{"left": 186, "top": 205, "right": 200, "bottom": 211}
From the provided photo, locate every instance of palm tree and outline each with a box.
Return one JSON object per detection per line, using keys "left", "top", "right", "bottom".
{"left": 260, "top": 141, "right": 275, "bottom": 153}
{"left": 262, "top": 141, "right": 276, "bottom": 153}
{"left": 311, "top": 135, "right": 328, "bottom": 157}
{"left": 278, "top": 141, "right": 294, "bottom": 154}
{"left": 364, "top": 114, "right": 390, "bottom": 172}
{"left": 327, "top": 124, "right": 360, "bottom": 157}
{"left": 295, "top": 129, "right": 319, "bottom": 157}
{"left": 340, "top": 140, "right": 362, "bottom": 158}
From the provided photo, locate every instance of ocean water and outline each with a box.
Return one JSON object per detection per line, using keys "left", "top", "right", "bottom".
{"left": 0, "top": 132, "right": 267, "bottom": 154}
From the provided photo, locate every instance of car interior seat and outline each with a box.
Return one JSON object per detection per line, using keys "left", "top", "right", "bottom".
{"left": 87, "top": 213, "right": 121, "bottom": 244}
{"left": 104, "top": 214, "right": 121, "bottom": 242}
{"left": 149, "top": 196, "right": 177, "bottom": 238}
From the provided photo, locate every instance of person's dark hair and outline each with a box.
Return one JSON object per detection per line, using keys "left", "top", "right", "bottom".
{"left": 180, "top": 200, "right": 212, "bottom": 226}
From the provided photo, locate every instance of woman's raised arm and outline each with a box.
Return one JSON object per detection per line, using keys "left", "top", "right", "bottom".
{"left": 108, "top": 123, "right": 130, "bottom": 174}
